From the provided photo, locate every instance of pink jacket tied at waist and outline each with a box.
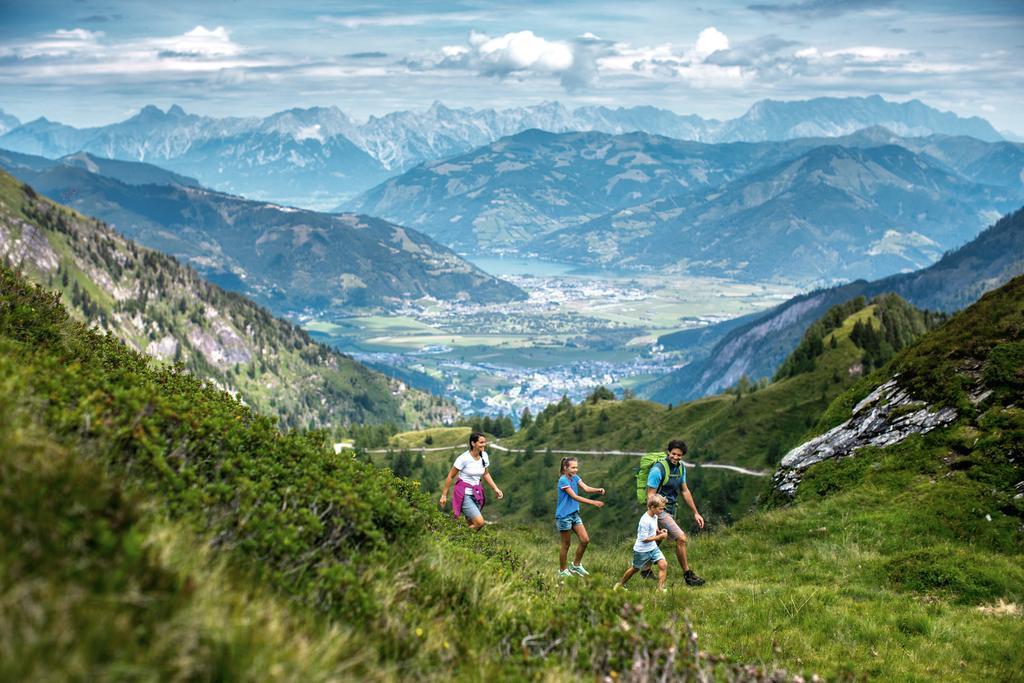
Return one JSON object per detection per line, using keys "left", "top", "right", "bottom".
{"left": 452, "top": 479, "right": 485, "bottom": 518}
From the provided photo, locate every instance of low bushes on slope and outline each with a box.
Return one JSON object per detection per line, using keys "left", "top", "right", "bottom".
{"left": 0, "top": 265, "right": 428, "bottom": 614}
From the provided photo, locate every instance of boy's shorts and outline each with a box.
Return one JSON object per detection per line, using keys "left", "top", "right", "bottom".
{"left": 555, "top": 511, "right": 583, "bottom": 531}
{"left": 632, "top": 547, "right": 665, "bottom": 569}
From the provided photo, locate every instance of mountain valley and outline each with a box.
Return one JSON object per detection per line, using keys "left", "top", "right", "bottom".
{"left": 645, "top": 207, "right": 1024, "bottom": 404}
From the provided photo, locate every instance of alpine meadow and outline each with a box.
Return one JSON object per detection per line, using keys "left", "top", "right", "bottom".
{"left": 1, "top": 2, "right": 1023, "bottom": 681}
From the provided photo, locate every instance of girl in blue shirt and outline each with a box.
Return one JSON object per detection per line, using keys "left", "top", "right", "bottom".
{"left": 555, "top": 457, "right": 605, "bottom": 577}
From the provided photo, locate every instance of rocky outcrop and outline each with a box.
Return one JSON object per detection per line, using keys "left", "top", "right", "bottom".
{"left": 0, "top": 218, "right": 59, "bottom": 273}
{"left": 186, "top": 308, "right": 252, "bottom": 369}
{"left": 771, "top": 379, "right": 958, "bottom": 497}
{"left": 146, "top": 334, "right": 179, "bottom": 361}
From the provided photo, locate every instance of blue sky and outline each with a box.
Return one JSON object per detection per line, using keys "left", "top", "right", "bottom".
{"left": 1, "top": 0, "right": 1022, "bottom": 133}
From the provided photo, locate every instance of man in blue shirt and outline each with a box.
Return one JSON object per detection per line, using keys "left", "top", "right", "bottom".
{"left": 645, "top": 439, "right": 706, "bottom": 586}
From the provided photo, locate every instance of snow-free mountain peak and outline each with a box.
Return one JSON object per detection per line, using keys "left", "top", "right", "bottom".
{"left": 0, "top": 95, "right": 1007, "bottom": 210}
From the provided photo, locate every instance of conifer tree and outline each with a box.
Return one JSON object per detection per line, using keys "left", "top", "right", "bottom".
{"left": 393, "top": 449, "right": 413, "bottom": 478}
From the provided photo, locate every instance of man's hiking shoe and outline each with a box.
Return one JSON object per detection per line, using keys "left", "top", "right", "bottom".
{"left": 684, "top": 569, "right": 705, "bottom": 586}
{"left": 558, "top": 569, "right": 573, "bottom": 578}
{"left": 569, "top": 563, "right": 589, "bottom": 577}
{"left": 613, "top": 582, "right": 627, "bottom": 591}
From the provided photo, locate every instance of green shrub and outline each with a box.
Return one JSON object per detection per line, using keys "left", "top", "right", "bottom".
{"left": 983, "top": 341, "right": 1024, "bottom": 401}
{"left": 885, "top": 545, "right": 1024, "bottom": 604}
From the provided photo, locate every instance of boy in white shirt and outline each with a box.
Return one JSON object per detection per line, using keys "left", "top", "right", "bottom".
{"left": 614, "top": 495, "right": 669, "bottom": 592}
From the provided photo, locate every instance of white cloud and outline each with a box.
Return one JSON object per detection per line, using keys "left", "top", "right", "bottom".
{"left": 434, "top": 30, "right": 574, "bottom": 78}
{"left": 821, "top": 46, "right": 913, "bottom": 62}
{"left": 0, "top": 25, "right": 269, "bottom": 85}
{"left": 1, "top": 27, "right": 105, "bottom": 58}
{"left": 781, "top": 43, "right": 975, "bottom": 78}
{"left": 318, "top": 13, "right": 482, "bottom": 29}
{"left": 422, "top": 30, "right": 630, "bottom": 91}
{"left": 694, "top": 27, "right": 730, "bottom": 59}
{"left": 419, "top": 26, "right": 750, "bottom": 91}
{"left": 595, "top": 28, "right": 748, "bottom": 88}
{"left": 2, "top": 25, "right": 246, "bottom": 65}
{"left": 147, "top": 25, "right": 242, "bottom": 58}
{"left": 53, "top": 29, "right": 105, "bottom": 42}
{"left": 388, "top": 24, "right": 1007, "bottom": 100}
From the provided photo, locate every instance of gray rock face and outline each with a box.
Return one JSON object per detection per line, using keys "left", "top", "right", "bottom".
{"left": 0, "top": 218, "right": 59, "bottom": 274}
{"left": 771, "top": 379, "right": 958, "bottom": 497}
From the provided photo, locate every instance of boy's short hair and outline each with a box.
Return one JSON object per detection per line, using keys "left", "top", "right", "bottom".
{"left": 647, "top": 494, "right": 668, "bottom": 510}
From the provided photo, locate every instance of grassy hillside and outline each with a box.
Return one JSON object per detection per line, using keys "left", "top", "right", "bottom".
{"left": 3, "top": 262, "right": 1021, "bottom": 680}
{"left": 372, "top": 295, "right": 944, "bottom": 541}
{"left": 373, "top": 279, "right": 1024, "bottom": 680}
{"left": 2, "top": 263, "right": 794, "bottom": 681}
{"left": 0, "top": 171, "right": 451, "bottom": 430}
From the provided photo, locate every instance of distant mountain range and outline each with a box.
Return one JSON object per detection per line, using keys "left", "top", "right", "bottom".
{"left": 0, "top": 148, "right": 200, "bottom": 188}
{"left": 0, "top": 95, "right": 1005, "bottom": 210}
{"left": 349, "top": 126, "right": 1023, "bottom": 284}
{"left": 346, "top": 129, "right": 794, "bottom": 249}
{"left": 711, "top": 96, "right": 1001, "bottom": 143}
{"left": 643, "top": 206, "right": 1024, "bottom": 404}
{"left": 0, "top": 170, "right": 453, "bottom": 430}
{"left": 0, "top": 109, "right": 20, "bottom": 136}
{"left": 538, "top": 142, "right": 1018, "bottom": 282}
{"left": 0, "top": 150, "right": 525, "bottom": 317}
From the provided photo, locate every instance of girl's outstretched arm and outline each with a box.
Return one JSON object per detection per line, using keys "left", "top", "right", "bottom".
{"left": 578, "top": 479, "right": 605, "bottom": 495}
{"left": 564, "top": 486, "right": 604, "bottom": 508}
{"left": 439, "top": 466, "right": 459, "bottom": 506}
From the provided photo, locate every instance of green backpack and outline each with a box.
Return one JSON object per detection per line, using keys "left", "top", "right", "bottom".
{"left": 635, "top": 451, "right": 669, "bottom": 505}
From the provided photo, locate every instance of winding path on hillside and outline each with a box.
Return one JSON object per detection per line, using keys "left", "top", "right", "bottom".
{"left": 362, "top": 442, "right": 769, "bottom": 477}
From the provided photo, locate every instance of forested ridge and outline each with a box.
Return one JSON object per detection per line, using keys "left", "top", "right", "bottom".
{"left": 0, "top": 171, "right": 451, "bottom": 430}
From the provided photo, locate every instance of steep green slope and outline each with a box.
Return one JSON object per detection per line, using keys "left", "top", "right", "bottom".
{"left": 1, "top": 264, "right": 787, "bottom": 681}
{"left": 4, "top": 263, "right": 1021, "bottom": 680}
{"left": 709, "top": 274, "right": 1024, "bottom": 677}
{"left": 376, "top": 279, "right": 1024, "bottom": 680}
{"left": 0, "top": 171, "right": 450, "bottom": 430}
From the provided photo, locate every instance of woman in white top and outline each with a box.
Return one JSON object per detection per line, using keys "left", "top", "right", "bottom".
{"left": 439, "top": 432, "right": 504, "bottom": 530}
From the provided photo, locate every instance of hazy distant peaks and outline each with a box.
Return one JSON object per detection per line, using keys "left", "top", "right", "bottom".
{"left": 0, "top": 94, "right": 1007, "bottom": 210}
{"left": 0, "top": 109, "right": 23, "bottom": 135}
